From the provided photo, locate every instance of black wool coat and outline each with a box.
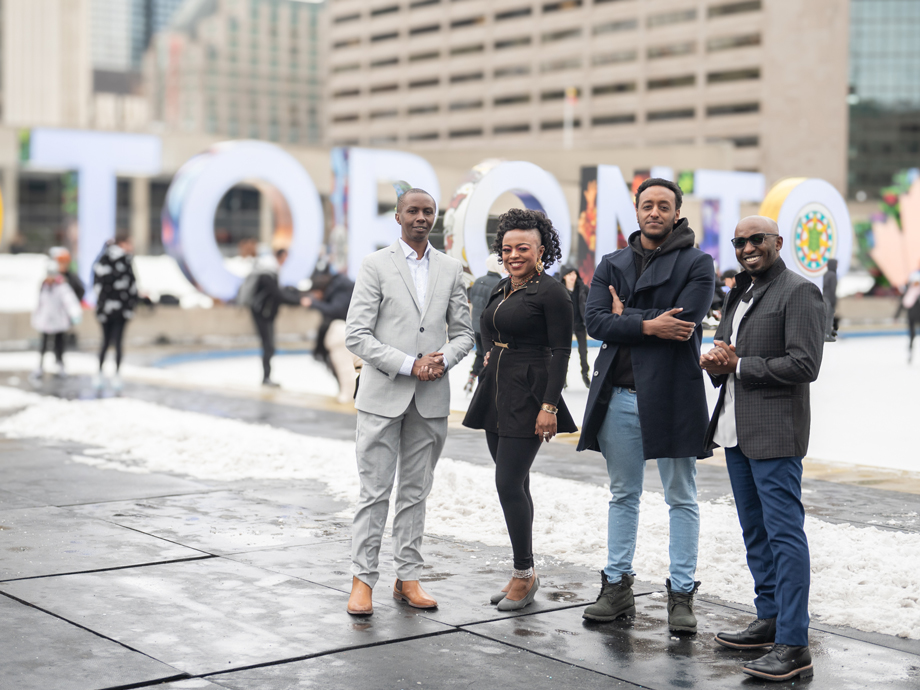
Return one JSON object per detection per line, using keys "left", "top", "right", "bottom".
{"left": 577, "top": 238, "right": 715, "bottom": 459}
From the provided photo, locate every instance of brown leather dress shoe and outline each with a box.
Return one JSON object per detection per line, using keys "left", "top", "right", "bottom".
{"left": 347, "top": 576, "right": 373, "bottom": 615}
{"left": 393, "top": 579, "right": 438, "bottom": 609}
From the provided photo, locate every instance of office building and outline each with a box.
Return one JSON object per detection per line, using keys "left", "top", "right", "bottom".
{"left": 325, "top": 0, "right": 849, "bottom": 192}
{"left": 145, "top": 0, "right": 324, "bottom": 145}
{"left": 848, "top": 0, "right": 920, "bottom": 198}
{"left": 1, "top": 0, "right": 91, "bottom": 129}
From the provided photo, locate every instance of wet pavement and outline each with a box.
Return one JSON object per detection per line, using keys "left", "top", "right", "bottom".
{"left": 1, "top": 373, "right": 919, "bottom": 689}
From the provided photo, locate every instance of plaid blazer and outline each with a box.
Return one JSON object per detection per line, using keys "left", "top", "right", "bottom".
{"left": 703, "top": 259, "right": 825, "bottom": 460}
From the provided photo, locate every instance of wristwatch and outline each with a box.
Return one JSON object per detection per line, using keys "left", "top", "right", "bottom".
{"left": 540, "top": 403, "right": 558, "bottom": 415}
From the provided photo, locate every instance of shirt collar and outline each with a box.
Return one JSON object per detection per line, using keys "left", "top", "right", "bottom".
{"left": 399, "top": 238, "right": 432, "bottom": 261}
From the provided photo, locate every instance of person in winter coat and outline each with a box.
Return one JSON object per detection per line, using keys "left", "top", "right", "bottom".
{"left": 822, "top": 258, "right": 838, "bottom": 342}
{"left": 559, "top": 264, "right": 591, "bottom": 387}
{"left": 466, "top": 254, "right": 504, "bottom": 390}
{"left": 50, "top": 247, "right": 86, "bottom": 303}
{"left": 577, "top": 178, "right": 714, "bottom": 634}
{"left": 249, "top": 248, "right": 303, "bottom": 387}
{"left": 92, "top": 235, "right": 138, "bottom": 391}
{"left": 31, "top": 259, "right": 82, "bottom": 378}
{"left": 302, "top": 268, "right": 357, "bottom": 403}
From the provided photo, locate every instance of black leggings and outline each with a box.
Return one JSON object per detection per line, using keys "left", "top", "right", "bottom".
{"left": 40, "top": 333, "right": 65, "bottom": 364}
{"left": 486, "top": 431, "right": 543, "bottom": 571}
{"left": 99, "top": 318, "right": 127, "bottom": 372}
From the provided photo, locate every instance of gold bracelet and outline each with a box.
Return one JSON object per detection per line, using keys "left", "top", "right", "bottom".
{"left": 541, "top": 403, "right": 558, "bottom": 415}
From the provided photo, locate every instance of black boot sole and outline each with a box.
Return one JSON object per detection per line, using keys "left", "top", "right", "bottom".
{"left": 715, "top": 636, "right": 775, "bottom": 650}
{"left": 742, "top": 663, "right": 813, "bottom": 681}
{"left": 582, "top": 605, "right": 636, "bottom": 622}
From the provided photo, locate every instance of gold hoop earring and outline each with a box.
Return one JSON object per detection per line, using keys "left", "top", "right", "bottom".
{"left": 536, "top": 259, "right": 544, "bottom": 274}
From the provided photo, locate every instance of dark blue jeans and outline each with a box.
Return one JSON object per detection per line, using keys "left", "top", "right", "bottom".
{"left": 724, "top": 446, "right": 811, "bottom": 646}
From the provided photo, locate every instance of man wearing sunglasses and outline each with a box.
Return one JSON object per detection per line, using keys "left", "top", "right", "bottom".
{"left": 700, "top": 216, "right": 825, "bottom": 682}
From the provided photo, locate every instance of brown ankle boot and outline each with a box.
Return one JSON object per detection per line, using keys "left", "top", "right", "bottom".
{"left": 393, "top": 579, "right": 438, "bottom": 609}
{"left": 347, "top": 576, "right": 373, "bottom": 615}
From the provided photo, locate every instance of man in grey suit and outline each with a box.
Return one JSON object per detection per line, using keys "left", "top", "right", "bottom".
{"left": 700, "top": 216, "right": 825, "bottom": 682}
{"left": 344, "top": 188, "right": 474, "bottom": 616}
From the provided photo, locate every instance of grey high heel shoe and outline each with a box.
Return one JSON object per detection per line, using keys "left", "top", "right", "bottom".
{"left": 496, "top": 576, "right": 540, "bottom": 611}
{"left": 490, "top": 590, "right": 508, "bottom": 605}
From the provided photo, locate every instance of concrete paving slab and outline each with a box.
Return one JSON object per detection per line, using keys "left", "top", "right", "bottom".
{"left": 0, "top": 487, "right": 44, "bottom": 511}
{"left": 0, "top": 506, "right": 205, "bottom": 581}
{"left": 148, "top": 680, "right": 229, "bottom": 690}
{"left": 464, "top": 594, "right": 920, "bottom": 689}
{"left": 0, "top": 558, "right": 452, "bottom": 676}
{"left": 225, "top": 536, "right": 656, "bottom": 627}
{"left": 69, "top": 491, "right": 350, "bottom": 556}
{"left": 0, "top": 437, "right": 210, "bottom": 508}
{"left": 0, "top": 594, "right": 183, "bottom": 690}
{"left": 207, "top": 630, "right": 642, "bottom": 689}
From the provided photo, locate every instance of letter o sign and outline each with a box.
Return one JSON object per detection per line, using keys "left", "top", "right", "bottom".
{"left": 443, "top": 160, "right": 571, "bottom": 281}
{"left": 162, "top": 141, "right": 324, "bottom": 300}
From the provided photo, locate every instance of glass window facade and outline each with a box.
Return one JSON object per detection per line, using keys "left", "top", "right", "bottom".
{"left": 849, "top": 0, "right": 920, "bottom": 197}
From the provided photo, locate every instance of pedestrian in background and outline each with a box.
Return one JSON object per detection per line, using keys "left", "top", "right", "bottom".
{"left": 31, "top": 257, "right": 82, "bottom": 379}
{"left": 702, "top": 216, "right": 825, "bottom": 682}
{"left": 559, "top": 264, "right": 591, "bottom": 387}
{"left": 246, "top": 248, "right": 303, "bottom": 388}
{"left": 50, "top": 247, "right": 86, "bottom": 305}
{"left": 465, "top": 254, "right": 503, "bottom": 391}
{"left": 92, "top": 234, "right": 138, "bottom": 392}
{"left": 303, "top": 267, "right": 357, "bottom": 404}
{"left": 463, "top": 208, "right": 577, "bottom": 611}
{"left": 823, "top": 258, "right": 838, "bottom": 342}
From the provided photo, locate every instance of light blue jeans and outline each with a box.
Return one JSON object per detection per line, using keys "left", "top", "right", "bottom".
{"left": 597, "top": 387, "right": 700, "bottom": 593}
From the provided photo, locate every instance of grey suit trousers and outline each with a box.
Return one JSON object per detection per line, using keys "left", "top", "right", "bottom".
{"left": 351, "top": 396, "right": 447, "bottom": 588}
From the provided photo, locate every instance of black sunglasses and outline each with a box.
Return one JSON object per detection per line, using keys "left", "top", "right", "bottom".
{"left": 730, "top": 233, "right": 780, "bottom": 249}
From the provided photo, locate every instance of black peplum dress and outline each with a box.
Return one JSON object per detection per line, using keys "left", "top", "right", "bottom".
{"left": 463, "top": 273, "right": 578, "bottom": 438}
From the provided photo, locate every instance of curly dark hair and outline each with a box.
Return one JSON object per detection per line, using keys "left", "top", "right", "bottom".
{"left": 491, "top": 208, "right": 563, "bottom": 272}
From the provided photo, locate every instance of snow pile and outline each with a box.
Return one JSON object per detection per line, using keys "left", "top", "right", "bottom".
{"left": 0, "top": 391, "right": 917, "bottom": 640}
{"left": 0, "top": 385, "right": 43, "bottom": 410}
{"left": 0, "top": 254, "right": 48, "bottom": 312}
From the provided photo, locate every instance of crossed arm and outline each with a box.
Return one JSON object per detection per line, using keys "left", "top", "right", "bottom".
{"left": 585, "top": 253, "right": 715, "bottom": 344}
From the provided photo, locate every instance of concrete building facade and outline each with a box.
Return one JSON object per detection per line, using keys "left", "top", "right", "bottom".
{"left": 145, "top": 0, "right": 324, "bottom": 145}
{"left": 1, "top": 0, "right": 92, "bottom": 129}
{"left": 324, "top": 0, "right": 849, "bottom": 192}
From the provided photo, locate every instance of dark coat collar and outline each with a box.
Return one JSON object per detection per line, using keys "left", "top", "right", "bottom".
{"left": 610, "top": 239, "right": 687, "bottom": 292}
{"left": 734, "top": 257, "right": 787, "bottom": 295}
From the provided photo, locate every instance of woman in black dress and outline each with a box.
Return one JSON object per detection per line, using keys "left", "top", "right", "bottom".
{"left": 463, "top": 208, "right": 577, "bottom": 610}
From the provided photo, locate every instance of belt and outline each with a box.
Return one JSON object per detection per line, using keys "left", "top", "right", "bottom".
{"left": 494, "top": 342, "right": 509, "bottom": 349}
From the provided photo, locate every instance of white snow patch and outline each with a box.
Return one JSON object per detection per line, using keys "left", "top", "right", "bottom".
{"left": 1, "top": 394, "right": 918, "bottom": 640}
{"left": 0, "top": 385, "right": 44, "bottom": 410}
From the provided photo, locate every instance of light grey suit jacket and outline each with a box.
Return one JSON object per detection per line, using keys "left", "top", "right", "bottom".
{"left": 345, "top": 241, "right": 474, "bottom": 419}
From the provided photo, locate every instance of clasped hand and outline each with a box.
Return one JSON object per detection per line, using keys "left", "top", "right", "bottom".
{"left": 700, "top": 340, "right": 739, "bottom": 375}
{"left": 412, "top": 352, "right": 445, "bottom": 381}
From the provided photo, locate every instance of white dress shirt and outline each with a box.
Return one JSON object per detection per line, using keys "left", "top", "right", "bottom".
{"left": 396, "top": 239, "right": 449, "bottom": 376}
{"left": 713, "top": 284, "right": 753, "bottom": 449}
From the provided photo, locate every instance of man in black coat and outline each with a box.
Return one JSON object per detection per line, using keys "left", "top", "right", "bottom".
{"left": 700, "top": 216, "right": 824, "bottom": 682}
{"left": 822, "top": 258, "right": 838, "bottom": 342}
{"left": 577, "top": 178, "right": 714, "bottom": 633}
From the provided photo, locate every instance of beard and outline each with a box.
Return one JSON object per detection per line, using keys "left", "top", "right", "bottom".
{"left": 640, "top": 218, "right": 675, "bottom": 242}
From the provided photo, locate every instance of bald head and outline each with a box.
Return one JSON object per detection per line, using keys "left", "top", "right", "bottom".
{"left": 734, "top": 215, "right": 782, "bottom": 278}
{"left": 737, "top": 215, "right": 779, "bottom": 235}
